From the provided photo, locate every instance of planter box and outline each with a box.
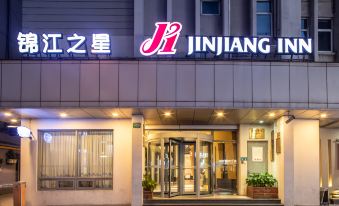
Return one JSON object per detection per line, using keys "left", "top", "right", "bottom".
{"left": 247, "top": 186, "right": 278, "bottom": 199}
{"left": 143, "top": 190, "right": 153, "bottom": 200}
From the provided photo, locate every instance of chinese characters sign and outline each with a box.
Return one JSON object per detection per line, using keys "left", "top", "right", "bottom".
{"left": 17, "top": 32, "right": 111, "bottom": 55}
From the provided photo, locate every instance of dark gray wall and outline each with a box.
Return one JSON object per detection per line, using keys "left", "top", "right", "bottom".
{"left": 144, "top": 0, "right": 166, "bottom": 36}
{"left": 0, "top": 0, "right": 22, "bottom": 59}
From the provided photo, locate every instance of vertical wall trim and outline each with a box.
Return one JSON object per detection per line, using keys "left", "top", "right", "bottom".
{"left": 251, "top": 0, "right": 257, "bottom": 35}
{"left": 328, "top": 139, "right": 333, "bottom": 187}
{"left": 195, "top": 0, "right": 201, "bottom": 35}
{"left": 167, "top": 0, "right": 173, "bottom": 21}
{"left": 134, "top": 0, "right": 144, "bottom": 57}
{"left": 222, "top": 0, "right": 230, "bottom": 35}
{"left": 313, "top": 0, "right": 319, "bottom": 61}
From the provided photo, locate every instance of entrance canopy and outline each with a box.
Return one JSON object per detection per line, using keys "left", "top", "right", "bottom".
{"left": 3, "top": 108, "right": 339, "bottom": 128}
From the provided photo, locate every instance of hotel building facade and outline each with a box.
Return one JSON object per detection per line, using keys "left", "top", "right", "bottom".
{"left": 0, "top": 0, "right": 338, "bottom": 206}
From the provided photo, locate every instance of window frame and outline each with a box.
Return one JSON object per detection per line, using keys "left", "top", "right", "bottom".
{"left": 301, "top": 17, "right": 309, "bottom": 38}
{"left": 37, "top": 129, "right": 114, "bottom": 191}
{"left": 201, "top": 0, "right": 221, "bottom": 16}
{"left": 318, "top": 18, "right": 333, "bottom": 52}
{"left": 256, "top": 0, "right": 273, "bottom": 37}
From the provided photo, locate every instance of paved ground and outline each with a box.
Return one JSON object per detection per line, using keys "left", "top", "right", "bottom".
{"left": 0, "top": 194, "right": 13, "bottom": 206}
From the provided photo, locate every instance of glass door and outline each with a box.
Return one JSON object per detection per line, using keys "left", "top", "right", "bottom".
{"left": 182, "top": 143, "right": 196, "bottom": 194}
{"left": 200, "top": 141, "right": 212, "bottom": 194}
{"left": 165, "top": 138, "right": 180, "bottom": 197}
{"left": 214, "top": 141, "right": 237, "bottom": 194}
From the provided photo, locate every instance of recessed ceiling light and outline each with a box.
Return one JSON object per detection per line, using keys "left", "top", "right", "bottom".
{"left": 59, "top": 113, "right": 68, "bottom": 118}
{"left": 164, "top": 112, "right": 172, "bottom": 117}
{"left": 259, "top": 120, "right": 264, "bottom": 124}
{"left": 269, "top": 113, "right": 275, "bottom": 117}
{"left": 10, "top": 119, "right": 18, "bottom": 123}
{"left": 320, "top": 113, "right": 327, "bottom": 118}
{"left": 216, "top": 112, "right": 224, "bottom": 117}
{"left": 112, "top": 113, "right": 119, "bottom": 117}
{"left": 4, "top": 112, "right": 12, "bottom": 117}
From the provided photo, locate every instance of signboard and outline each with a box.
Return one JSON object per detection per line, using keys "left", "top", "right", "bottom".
{"left": 249, "top": 128, "right": 265, "bottom": 139}
{"left": 140, "top": 22, "right": 313, "bottom": 56}
{"left": 17, "top": 22, "right": 313, "bottom": 57}
{"left": 133, "top": 123, "right": 141, "bottom": 129}
{"left": 252, "top": 147, "right": 264, "bottom": 162}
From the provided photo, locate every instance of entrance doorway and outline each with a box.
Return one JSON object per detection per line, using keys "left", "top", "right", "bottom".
{"left": 146, "top": 132, "right": 212, "bottom": 197}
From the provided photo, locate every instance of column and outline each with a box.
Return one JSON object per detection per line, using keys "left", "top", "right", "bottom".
{"left": 131, "top": 115, "right": 144, "bottom": 206}
{"left": 312, "top": 0, "right": 319, "bottom": 61}
{"left": 195, "top": 137, "right": 200, "bottom": 197}
{"left": 167, "top": 0, "right": 173, "bottom": 21}
{"left": 250, "top": 0, "right": 256, "bottom": 35}
{"left": 279, "top": 0, "right": 301, "bottom": 37}
{"left": 276, "top": 117, "right": 320, "bottom": 206}
{"left": 195, "top": 0, "right": 200, "bottom": 35}
{"left": 134, "top": 0, "right": 144, "bottom": 57}
{"left": 160, "top": 138, "right": 165, "bottom": 197}
{"left": 222, "top": 0, "right": 230, "bottom": 36}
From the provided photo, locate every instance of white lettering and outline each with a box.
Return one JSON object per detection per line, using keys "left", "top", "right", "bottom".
{"left": 284, "top": 38, "right": 298, "bottom": 54}
{"left": 67, "top": 33, "right": 86, "bottom": 54}
{"left": 188, "top": 36, "right": 194, "bottom": 55}
{"left": 17, "top": 32, "right": 39, "bottom": 54}
{"left": 202, "top": 37, "right": 216, "bottom": 53}
{"left": 243, "top": 38, "right": 257, "bottom": 53}
{"left": 42, "top": 33, "right": 63, "bottom": 54}
{"left": 230, "top": 37, "right": 244, "bottom": 52}
{"left": 298, "top": 38, "right": 312, "bottom": 54}
{"left": 258, "top": 38, "right": 270, "bottom": 54}
{"left": 91, "top": 33, "right": 111, "bottom": 54}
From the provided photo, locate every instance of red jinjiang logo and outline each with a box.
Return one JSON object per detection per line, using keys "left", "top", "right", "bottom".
{"left": 140, "top": 22, "right": 313, "bottom": 56}
{"left": 139, "top": 22, "right": 182, "bottom": 56}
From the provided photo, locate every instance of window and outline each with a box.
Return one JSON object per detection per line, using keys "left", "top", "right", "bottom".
{"left": 318, "top": 19, "right": 332, "bottom": 52}
{"left": 38, "top": 130, "right": 113, "bottom": 190}
{"left": 301, "top": 18, "right": 309, "bottom": 38}
{"left": 256, "top": 0, "right": 272, "bottom": 36}
{"left": 201, "top": 0, "right": 220, "bottom": 15}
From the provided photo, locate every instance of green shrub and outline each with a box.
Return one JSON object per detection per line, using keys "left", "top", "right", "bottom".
{"left": 142, "top": 175, "right": 157, "bottom": 192}
{"left": 246, "top": 172, "right": 277, "bottom": 187}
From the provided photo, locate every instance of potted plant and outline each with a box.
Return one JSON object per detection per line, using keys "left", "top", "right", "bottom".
{"left": 6, "top": 150, "right": 19, "bottom": 165}
{"left": 142, "top": 174, "right": 157, "bottom": 200}
{"left": 246, "top": 172, "right": 278, "bottom": 199}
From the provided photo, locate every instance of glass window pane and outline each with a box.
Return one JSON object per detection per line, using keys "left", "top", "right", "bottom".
{"left": 301, "top": 19, "right": 308, "bottom": 29}
{"left": 319, "top": 19, "right": 331, "bottom": 29}
{"left": 257, "top": 14, "right": 272, "bottom": 36}
{"left": 79, "top": 130, "right": 113, "bottom": 178}
{"left": 202, "top": 1, "right": 220, "bottom": 15}
{"left": 257, "top": 1, "right": 271, "bottom": 12}
{"left": 39, "top": 131, "right": 77, "bottom": 178}
{"left": 318, "top": 31, "right": 331, "bottom": 51}
{"left": 301, "top": 31, "right": 308, "bottom": 38}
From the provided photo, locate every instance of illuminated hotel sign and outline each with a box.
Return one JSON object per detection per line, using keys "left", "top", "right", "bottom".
{"left": 141, "top": 22, "right": 313, "bottom": 56}
{"left": 17, "top": 22, "right": 313, "bottom": 57}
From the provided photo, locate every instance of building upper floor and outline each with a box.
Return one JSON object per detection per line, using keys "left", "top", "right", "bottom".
{"left": 0, "top": 0, "right": 338, "bottom": 62}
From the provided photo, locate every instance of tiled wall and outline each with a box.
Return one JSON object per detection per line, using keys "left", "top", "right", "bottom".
{"left": 0, "top": 60, "right": 337, "bottom": 109}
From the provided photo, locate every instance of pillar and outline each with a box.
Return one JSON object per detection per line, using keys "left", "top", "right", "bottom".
{"left": 195, "top": 0, "right": 200, "bottom": 35}
{"left": 131, "top": 115, "right": 144, "bottom": 206}
{"left": 276, "top": 117, "right": 320, "bottom": 206}
{"left": 279, "top": 0, "right": 301, "bottom": 37}
{"left": 134, "top": 0, "right": 144, "bottom": 57}
{"left": 222, "top": 0, "right": 230, "bottom": 36}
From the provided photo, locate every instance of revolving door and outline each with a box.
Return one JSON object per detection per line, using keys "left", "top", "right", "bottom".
{"left": 146, "top": 132, "right": 212, "bottom": 197}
